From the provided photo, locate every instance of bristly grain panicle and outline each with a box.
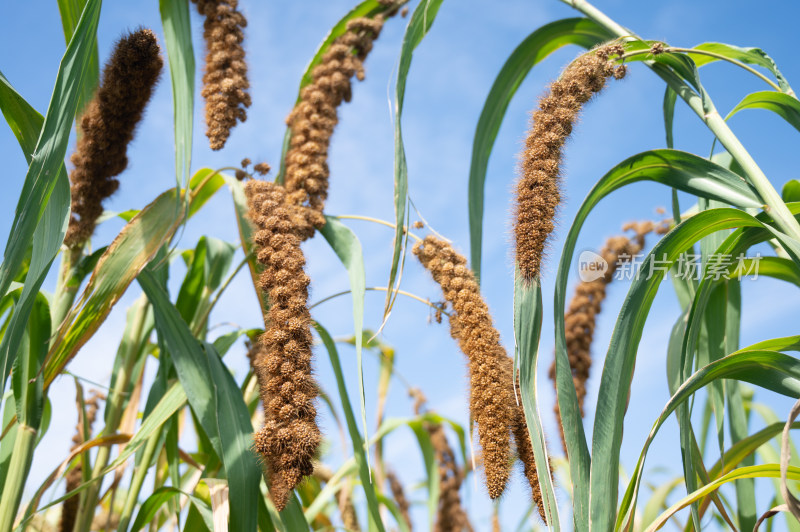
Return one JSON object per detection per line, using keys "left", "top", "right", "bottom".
{"left": 283, "top": 15, "right": 389, "bottom": 219}
{"left": 192, "top": 0, "right": 251, "bottom": 150}
{"left": 413, "top": 235, "right": 515, "bottom": 499}
{"left": 428, "top": 422, "right": 474, "bottom": 532}
{"left": 387, "top": 471, "right": 413, "bottom": 530}
{"left": 245, "top": 180, "right": 321, "bottom": 510}
{"left": 65, "top": 29, "right": 163, "bottom": 248}
{"left": 242, "top": 4, "right": 401, "bottom": 509}
{"left": 514, "top": 44, "right": 626, "bottom": 282}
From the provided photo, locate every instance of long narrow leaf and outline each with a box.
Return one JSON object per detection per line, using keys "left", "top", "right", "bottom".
{"left": 315, "top": 324, "right": 384, "bottom": 532}
{"left": 0, "top": 76, "right": 72, "bottom": 408}
{"left": 551, "top": 149, "right": 763, "bottom": 530}
{"left": 726, "top": 91, "right": 800, "bottom": 134}
{"left": 0, "top": 0, "right": 101, "bottom": 320}
{"left": 56, "top": 0, "right": 99, "bottom": 118}
{"left": 647, "top": 465, "right": 800, "bottom": 531}
{"left": 608, "top": 208, "right": 800, "bottom": 529}
{"left": 159, "top": 0, "right": 195, "bottom": 189}
{"left": 385, "top": 0, "right": 444, "bottom": 318}
{"left": 514, "top": 276, "right": 560, "bottom": 528}
{"left": 138, "top": 270, "right": 258, "bottom": 532}
{"left": 44, "top": 189, "right": 186, "bottom": 386}
{"left": 319, "top": 217, "right": 370, "bottom": 472}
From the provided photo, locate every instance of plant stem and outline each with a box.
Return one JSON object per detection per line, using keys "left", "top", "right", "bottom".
{"left": 0, "top": 424, "right": 36, "bottom": 532}
{"left": 562, "top": 0, "right": 800, "bottom": 242}
{"left": 116, "top": 431, "right": 161, "bottom": 532}
{"left": 73, "top": 298, "right": 150, "bottom": 532}
{"left": 51, "top": 246, "right": 83, "bottom": 336}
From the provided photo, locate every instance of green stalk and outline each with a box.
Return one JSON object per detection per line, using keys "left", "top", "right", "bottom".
{"left": 561, "top": 0, "right": 800, "bottom": 242}
{"left": 0, "top": 424, "right": 36, "bottom": 532}
{"left": 72, "top": 298, "right": 150, "bottom": 531}
{"left": 51, "top": 246, "right": 83, "bottom": 336}
{"left": 116, "top": 431, "right": 161, "bottom": 532}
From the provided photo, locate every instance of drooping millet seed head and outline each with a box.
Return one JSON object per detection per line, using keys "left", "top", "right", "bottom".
{"left": 386, "top": 471, "right": 413, "bottom": 530}
{"left": 413, "top": 235, "right": 516, "bottom": 499}
{"left": 428, "top": 422, "right": 474, "bottom": 532}
{"left": 283, "top": 15, "right": 388, "bottom": 221}
{"left": 514, "top": 44, "right": 625, "bottom": 282}
{"left": 340, "top": 491, "right": 361, "bottom": 532}
{"left": 245, "top": 179, "right": 321, "bottom": 510}
{"left": 191, "top": 0, "right": 251, "bottom": 150}
{"left": 64, "top": 29, "right": 163, "bottom": 248}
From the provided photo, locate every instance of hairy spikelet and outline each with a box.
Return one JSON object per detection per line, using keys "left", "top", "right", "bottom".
{"left": 192, "top": 0, "right": 251, "bottom": 150}
{"left": 245, "top": 180, "right": 321, "bottom": 510}
{"left": 550, "top": 221, "right": 666, "bottom": 453}
{"left": 283, "top": 15, "right": 389, "bottom": 217}
{"left": 387, "top": 471, "right": 412, "bottom": 530}
{"left": 514, "top": 44, "right": 626, "bottom": 281}
{"left": 413, "top": 235, "right": 515, "bottom": 499}
{"left": 60, "top": 390, "right": 103, "bottom": 532}
{"left": 65, "top": 29, "right": 163, "bottom": 247}
{"left": 428, "top": 422, "right": 474, "bottom": 532}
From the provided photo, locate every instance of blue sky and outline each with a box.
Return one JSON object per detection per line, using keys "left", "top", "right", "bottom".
{"left": 2, "top": 0, "right": 800, "bottom": 530}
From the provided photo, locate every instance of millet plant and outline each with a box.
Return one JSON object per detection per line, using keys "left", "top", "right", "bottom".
{"left": 0, "top": 0, "right": 799, "bottom": 530}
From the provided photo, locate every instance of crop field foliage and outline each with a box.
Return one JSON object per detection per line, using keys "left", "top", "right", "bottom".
{"left": 0, "top": 0, "right": 799, "bottom": 531}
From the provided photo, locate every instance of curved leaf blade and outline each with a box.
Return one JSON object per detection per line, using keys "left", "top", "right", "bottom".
{"left": 602, "top": 208, "right": 799, "bottom": 529}
{"left": 0, "top": 0, "right": 101, "bottom": 308}
{"left": 647, "top": 465, "right": 800, "bottom": 531}
{"left": 138, "top": 270, "right": 258, "bottom": 532}
{"left": 726, "top": 91, "right": 800, "bottom": 134}
{"left": 689, "top": 42, "right": 793, "bottom": 94}
{"left": 130, "top": 487, "right": 213, "bottom": 532}
{"left": 587, "top": 208, "right": 771, "bottom": 530}
{"left": 551, "top": 151, "right": 764, "bottom": 530}
{"left": 44, "top": 189, "right": 187, "bottom": 387}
